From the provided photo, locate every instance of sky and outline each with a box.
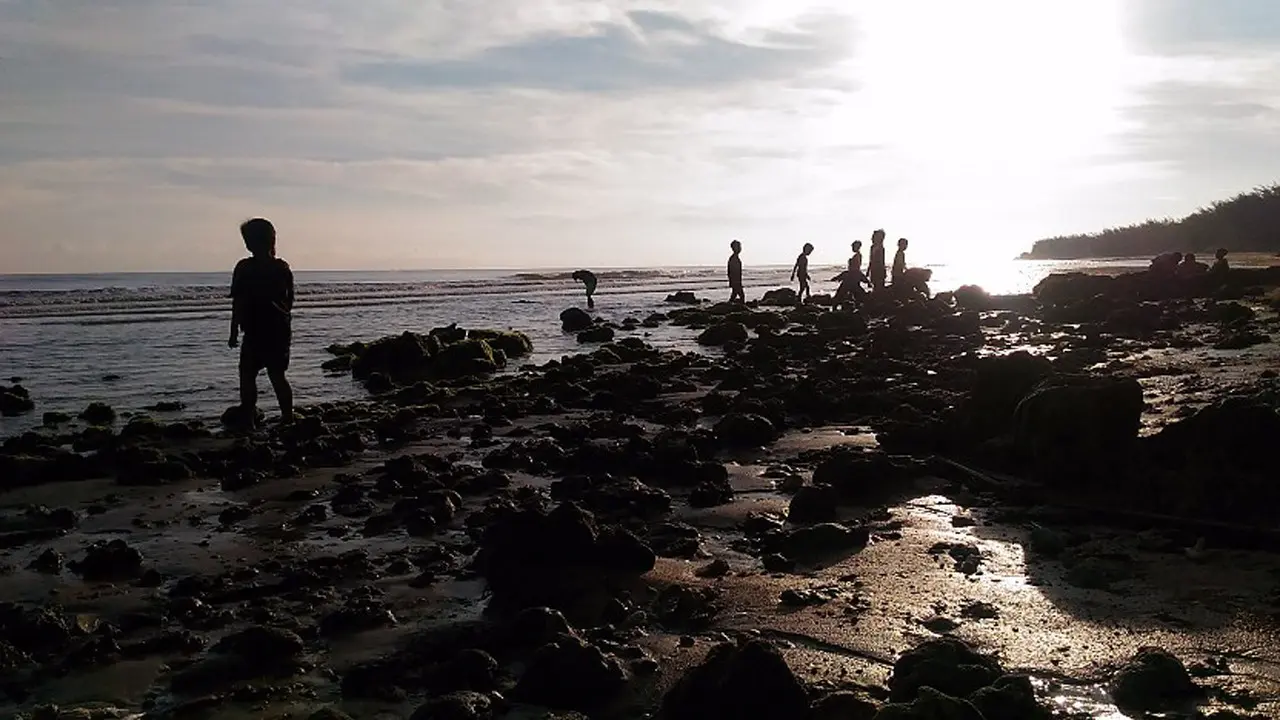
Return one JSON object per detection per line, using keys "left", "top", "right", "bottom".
{"left": 2, "top": 0, "right": 1279, "bottom": 273}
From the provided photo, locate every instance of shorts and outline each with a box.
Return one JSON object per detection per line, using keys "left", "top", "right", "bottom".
{"left": 240, "top": 329, "right": 291, "bottom": 374}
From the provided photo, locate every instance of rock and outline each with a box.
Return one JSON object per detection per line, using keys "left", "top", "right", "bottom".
{"left": 475, "top": 502, "right": 656, "bottom": 613}
{"left": 308, "top": 709, "right": 355, "bottom": 720}
{"left": 409, "top": 691, "right": 494, "bottom": 720}
{"left": 468, "top": 329, "right": 534, "bottom": 359}
{"left": 812, "top": 691, "right": 879, "bottom": 720}
{"left": 444, "top": 649, "right": 500, "bottom": 691}
{"left": 70, "top": 539, "right": 143, "bottom": 581}
{"left": 560, "top": 308, "right": 594, "bottom": 333}
{"left": 28, "top": 549, "right": 64, "bottom": 574}
{"left": 146, "top": 401, "right": 186, "bottom": 412}
{"left": 697, "top": 322, "right": 749, "bottom": 346}
{"left": 79, "top": 402, "right": 116, "bottom": 425}
{"left": 771, "top": 523, "right": 869, "bottom": 561}
{"left": 350, "top": 331, "right": 441, "bottom": 382}
{"left": 788, "top": 485, "right": 840, "bottom": 523}
{"left": 875, "top": 686, "right": 986, "bottom": 720}
{"left": 714, "top": 413, "right": 778, "bottom": 447}
{"left": 213, "top": 625, "right": 306, "bottom": 662}
{"left": 511, "top": 635, "right": 628, "bottom": 711}
{"left": 952, "top": 285, "right": 992, "bottom": 311}
{"left": 41, "top": 411, "right": 71, "bottom": 426}
{"left": 689, "top": 476, "right": 734, "bottom": 508}
{"left": 888, "top": 638, "right": 1002, "bottom": 702}
{"left": 665, "top": 291, "right": 702, "bottom": 305}
{"left": 968, "top": 675, "right": 1043, "bottom": 720}
{"left": 1111, "top": 647, "right": 1202, "bottom": 713}
{"left": 220, "top": 404, "right": 265, "bottom": 428}
{"left": 760, "top": 288, "right": 800, "bottom": 307}
{"left": 660, "top": 640, "right": 809, "bottom": 720}
{"left": 1013, "top": 375, "right": 1144, "bottom": 483}
{"left": 0, "top": 385, "right": 35, "bottom": 417}
{"left": 577, "top": 326, "right": 615, "bottom": 344}
{"left": 434, "top": 339, "right": 503, "bottom": 378}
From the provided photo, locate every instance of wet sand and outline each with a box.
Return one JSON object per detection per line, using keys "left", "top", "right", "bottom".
{"left": 2, "top": 276, "right": 1279, "bottom": 720}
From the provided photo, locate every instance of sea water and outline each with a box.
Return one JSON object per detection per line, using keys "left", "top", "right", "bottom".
{"left": 0, "top": 258, "right": 1162, "bottom": 437}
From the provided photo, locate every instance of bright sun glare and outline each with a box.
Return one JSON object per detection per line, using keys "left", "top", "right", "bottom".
{"left": 825, "top": 2, "right": 1139, "bottom": 268}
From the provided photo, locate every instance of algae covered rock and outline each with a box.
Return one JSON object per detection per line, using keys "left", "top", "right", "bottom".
{"left": 0, "top": 385, "right": 35, "bottom": 417}
{"left": 1110, "top": 647, "right": 1202, "bottom": 714}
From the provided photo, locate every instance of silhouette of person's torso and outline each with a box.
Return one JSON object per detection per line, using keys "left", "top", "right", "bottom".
{"left": 869, "top": 246, "right": 886, "bottom": 280}
{"left": 728, "top": 254, "right": 743, "bottom": 286}
{"left": 232, "top": 256, "right": 293, "bottom": 336}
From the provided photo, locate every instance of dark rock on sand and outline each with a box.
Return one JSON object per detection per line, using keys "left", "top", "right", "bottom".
{"left": 760, "top": 288, "right": 800, "bottom": 306}
{"left": 577, "top": 326, "right": 616, "bottom": 344}
{"left": 665, "top": 291, "right": 702, "bottom": 305}
{"left": 660, "top": 639, "right": 809, "bottom": 720}
{"left": 788, "top": 485, "right": 840, "bottom": 523}
{"left": 714, "top": 413, "right": 778, "bottom": 448}
{"left": 0, "top": 385, "right": 35, "bottom": 417}
{"left": 689, "top": 475, "right": 734, "bottom": 508}
{"left": 28, "top": 549, "right": 64, "bottom": 575}
{"left": 70, "top": 540, "right": 143, "bottom": 581}
{"left": 811, "top": 691, "right": 880, "bottom": 720}
{"left": 468, "top": 328, "right": 533, "bottom": 359}
{"left": 512, "top": 634, "right": 628, "bottom": 711}
{"left": 410, "top": 691, "right": 495, "bottom": 720}
{"left": 1111, "top": 647, "right": 1203, "bottom": 713}
{"left": 697, "top": 322, "right": 749, "bottom": 346}
{"left": 809, "top": 448, "right": 920, "bottom": 507}
{"left": 475, "top": 501, "right": 655, "bottom": 613}
{"left": 767, "top": 523, "right": 869, "bottom": 561}
{"left": 434, "top": 339, "right": 505, "bottom": 378}
{"left": 78, "top": 402, "right": 116, "bottom": 426}
{"left": 560, "top": 307, "right": 594, "bottom": 333}
{"left": 969, "top": 674, "right": 1047, "bottom": 720}
{"left": 1013, "top": 375, "right": 1144, "bottom": 482}
{"left": 952, "top": 284, "right": 992, "bottom": 311}
{"left": 875, "top": 686, "right": 985, "bottom": 720}
{"left": 887, "top": 637, "right": 1002, "bottom": 702}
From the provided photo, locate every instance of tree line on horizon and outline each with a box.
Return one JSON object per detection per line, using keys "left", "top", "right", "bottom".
{"left": 1023, "top": 183, "right": 1280, "bottom": 260}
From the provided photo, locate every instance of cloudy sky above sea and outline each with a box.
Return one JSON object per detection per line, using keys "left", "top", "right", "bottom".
{"left": 2, "top": 0, "right": 1279, "bottom": 273}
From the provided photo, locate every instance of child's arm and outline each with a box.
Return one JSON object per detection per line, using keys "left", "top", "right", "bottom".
{"left": 790, "top": 258, "right": 798, "bottom": 282}
{"left": 228, "top": 263, "right": 242, "bottom": 347}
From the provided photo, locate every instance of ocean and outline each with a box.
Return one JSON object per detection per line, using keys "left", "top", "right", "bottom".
{"left": 0, "top": 257, "right": 1188, "bottom": 438}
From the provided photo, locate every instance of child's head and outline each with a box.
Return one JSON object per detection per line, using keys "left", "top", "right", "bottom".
{"left": 897, "top": 238, "right": 909, "bottom": 250}
{"left": 852, "top": 240, "right": 862, "bottom": 252}
{"left": 872, "top": 229, "right": 886, "bottom": 243}
{"left": 802, "top": 243, "right": 814, "bottom": 255}
{"left": 1172, "top": 252, "right": 1183, "bottom": 263}
{"left": 240, "top": 218, "right": 276, "bottom": 257}
{"left": 1216, "top": 248, "right": 1228, "bottom": 260}
{"left": 730, "top": 240, "right": 742, "bottom": 254}
{"left": 1183, "top": 252, "right": 1196, "bottom": 263}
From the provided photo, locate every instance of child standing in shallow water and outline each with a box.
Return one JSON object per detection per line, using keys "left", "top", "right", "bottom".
{"left": 867, "top": 230, "right": 887, "bottom": 292}
{"left": 791, "top": 243, "right": 814, "bottom": 302}
{"left": 229, "top": 218, "right": 294, "bottom": 425}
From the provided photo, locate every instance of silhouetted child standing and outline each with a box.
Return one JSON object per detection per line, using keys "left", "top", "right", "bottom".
{"left": 229, "top": 218, "right": 294, "bottom": 425}
{"left": 572, "top": 269, "right": 598, "bottom": 309}
{"left": 728, "top": 240, "right": 745, "bottom": 304}
{"left": 791, "top": 243, "right": 814, "bottom": 302}
{"left": 1210, "top": 248, "right": 1230, "bottom": 278}
{"left": 834, "top": 239, "right": 869, "bottom": 307}
{"left": 867, "top": 230, "right": 887, "bottom": 292}
{"left": 892, "top": 238, "right": 909, "bottom": 285}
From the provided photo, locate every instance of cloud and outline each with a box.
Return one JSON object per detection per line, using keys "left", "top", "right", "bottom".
{"left": 341, "top": 11, "right": 853, "bottom": 93}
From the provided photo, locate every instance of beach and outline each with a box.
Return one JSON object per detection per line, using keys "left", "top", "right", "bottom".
{"left": 2, "top": 260, "right": 1280, "bottom": 720}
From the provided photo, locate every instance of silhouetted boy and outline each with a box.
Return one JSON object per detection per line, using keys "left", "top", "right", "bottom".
{"left": 572, "top": 269, "right": 597, "bottom": 309}
{"left": 892, "top": 238, "right": 909, "bottom": 285}
{"left": 791, "top": 243, "right": 814, "bottom": 302}
{"left": 833, "top": 240, "right": 868, "bottom": 307}
{"left": 1210, "top": 248, "right": 1230, "bottom": 278}
{"left": 229, "top": 218, "right": 294, "bottom": 425}
{"left": 728, "top": 240, "right": 745, "bottom": 304}
{"left": 867, "top": 230, "right": 887, "bottom": 292}
{"left": 1177, "top": 252, "right": 1208, "bottom": 276}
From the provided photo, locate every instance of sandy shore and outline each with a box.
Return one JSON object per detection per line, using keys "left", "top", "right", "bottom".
{"left": 2, "top": 272, "right": 1279, "bottom": 720}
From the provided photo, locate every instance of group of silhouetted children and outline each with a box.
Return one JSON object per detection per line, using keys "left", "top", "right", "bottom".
{"left": 729, "top": 230, "right": 928, "bottom": 306}
{"left": 1149, "top": 248, "right": 1230, "bottom": 279}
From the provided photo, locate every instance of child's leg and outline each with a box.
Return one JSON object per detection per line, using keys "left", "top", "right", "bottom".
{"left": 267, "top": 369, "right": 294, "bottom": 422}
{"left": 239, "top": 345, "right": 258, "bottom": 411}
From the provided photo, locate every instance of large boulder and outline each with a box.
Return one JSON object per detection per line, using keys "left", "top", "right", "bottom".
{"left": 665, "top": 291, "right": 702, "bottom": 305}
{"left": 960, "top": 351, "right": 1055, "bottom": 440}
{"left": 350, "top": 331, "right": 441, "bottom": 382}
{"left": 714, "top": 413, "right": 778, "bottom": 448}
{"left": 1032, "top": 272, "right": 1116, "bottom": 307}
{"left": 660, "top": 640, "right": 809, "bottom": 720}
{"left": 760, "top": 288, "right": 800, "bottom": 307}
{"left": 511, "top": 635, "right": 628, "bottom": 711}
{"left": 433, "top": 339, "right": 503, "bottom": 378}
{"left": 1012, "top": 375, "right": 1144, "bottom": 483}
{"left": 0, "top": 385, "right": 34, "bottom": 417}
{"left": 952, "top": 285, "right": 992, "bottom": 311}
{"left": 560, "top": 308, "right": 594, "bottom": 333}
{"left": 475, "top": 501, "right": 655, "bottom": 614}
{"left": 577, "top": 326, "right": 615, "bottom": 344}
{"left": 467, "top": 329, "right": 533, "bottom": 359}
{"left": 1110, "top": 647, "right": 1202, "bottom": 714}
{"left": 888, "top": 638, "right": 1002, "bottom": 702}
{"left": 697, "top": 322, "right": 749, "bottom": 346}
